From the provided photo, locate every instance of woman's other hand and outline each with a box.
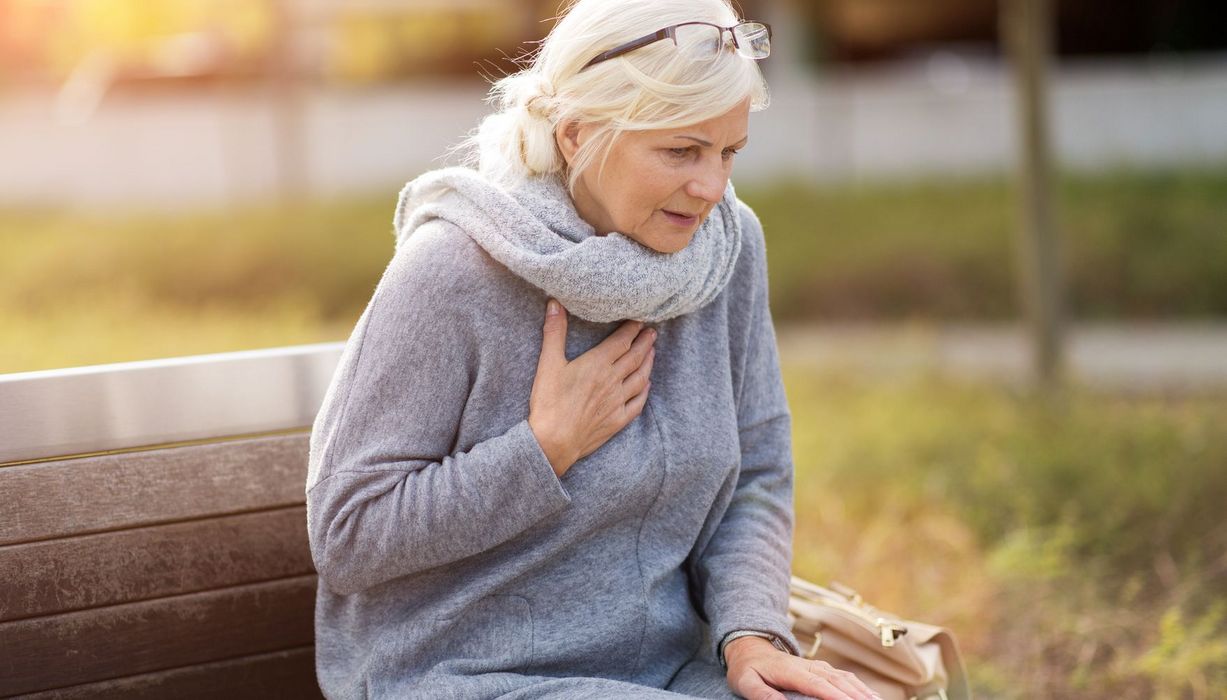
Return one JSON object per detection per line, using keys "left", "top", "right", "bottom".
{"left": 724, "top": 637, "right": 882, "bottom": 700}
{"left": 528, "top": 298, "right": 655, "bottom": 477}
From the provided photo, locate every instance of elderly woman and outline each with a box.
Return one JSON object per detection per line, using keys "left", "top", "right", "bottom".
{"left": 306, "top": 1, "right": 878, "bottom": 698}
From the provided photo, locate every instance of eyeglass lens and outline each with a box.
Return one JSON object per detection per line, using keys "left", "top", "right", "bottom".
{"left": 734, "top": 23, "right": 771, "bottom": 58}
{"left": 672, "top": 23, "right": 771, "bottom": 62}
{"left": 672, "top": 24, "right": 725, "bottom": 62}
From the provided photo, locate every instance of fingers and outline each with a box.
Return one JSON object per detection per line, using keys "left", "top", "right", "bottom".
{"left": 623, "top": 375, "right": 650, "bottom": 420}
{"left": 611, "top": 325, "right": 656, "bottom": 377}
{"left": 820, "top": 667, "right": 878, "bottom": 700}
{"left": 784, "top": 675, "right": 870, "bottom": 700}
{"left": 620, "top": 345, "right": 654, "bottom": 397}
{"left": 595, "top": 318, "right": 646, "bottom": 361}
{"left": 737, "top": 670, "right": 788, "bottom": 700}
{"left": 751, "top": 657, "right": 880, "bottom": 700}
{"left": 800, "top": 662, "right": 879, "bottom": 700}
{"left": 537, "top": 298, "right": 568, "bottom": 373}
{"left": 806, "top": 677, "right": 850, "bottom": 700}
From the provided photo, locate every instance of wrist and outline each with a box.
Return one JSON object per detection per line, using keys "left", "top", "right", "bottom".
{"left": 716, "top": 628, "right": 795, "bottom": 668}
{"left": 722, "top": 634, "right": 776, "bottom": 669}
{"left": 528, "top": 416, "right": 573, "bottom": 476}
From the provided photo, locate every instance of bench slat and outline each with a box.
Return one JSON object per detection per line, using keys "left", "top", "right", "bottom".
{"left": 16, "top": 646, "right": 323, "bottom": 699}
{"left": 0, "top": 434, "right": 309, "bottom": 546}
{"left": 0, "top": 575, "right": 316, "bottom": 696}
{"left": 0, "top": 507, "right": 314, "bottom": 623}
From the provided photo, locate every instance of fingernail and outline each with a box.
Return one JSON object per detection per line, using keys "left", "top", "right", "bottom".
{"left": 547, "top": 300, "right": 560, "bottom": 316}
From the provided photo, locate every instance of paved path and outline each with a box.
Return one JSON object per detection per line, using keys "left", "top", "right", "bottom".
{"left": 775, "top": 321, "right": 1227, "bottom": 393}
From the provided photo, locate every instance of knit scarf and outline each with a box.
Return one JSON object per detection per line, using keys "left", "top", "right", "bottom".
{"left": 392, "top": 167, "right": 742, "bottom": 323}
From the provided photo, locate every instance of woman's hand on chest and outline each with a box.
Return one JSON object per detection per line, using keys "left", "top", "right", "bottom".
{"left": 527, "top": 298, "right": 656, "bottom": 478}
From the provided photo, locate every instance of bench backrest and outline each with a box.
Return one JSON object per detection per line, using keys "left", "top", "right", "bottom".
{"left": 0, "top": 346, "right": 342, "bottom": 697}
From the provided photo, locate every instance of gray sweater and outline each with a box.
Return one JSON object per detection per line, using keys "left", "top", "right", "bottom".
{"left": 306, "top": 188, "right": 802, "bottom": 698}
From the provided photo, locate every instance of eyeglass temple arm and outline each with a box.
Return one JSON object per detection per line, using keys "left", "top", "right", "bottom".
{"left": 582, "top": 28, "right": 671, "bottom": 69}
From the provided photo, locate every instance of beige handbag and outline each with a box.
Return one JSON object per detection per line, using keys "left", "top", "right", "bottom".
{"left": 787, "top": 577, "right": 971, "bottom": 700}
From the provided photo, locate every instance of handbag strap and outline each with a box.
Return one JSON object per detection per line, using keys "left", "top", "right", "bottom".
{"left": 932, "top": 629, "right": 971, "bottom": 700}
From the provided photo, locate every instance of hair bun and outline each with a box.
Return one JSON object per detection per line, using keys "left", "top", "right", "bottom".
{"left": 519, "top": 74, "right": 556, "bottom": 121}
{"left": 524, "top": 94, "right": 553, "bottom": 120}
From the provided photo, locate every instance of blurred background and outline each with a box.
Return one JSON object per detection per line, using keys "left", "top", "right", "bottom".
{"left": 1, "top": 0, "right": 1225, "bottom": 697}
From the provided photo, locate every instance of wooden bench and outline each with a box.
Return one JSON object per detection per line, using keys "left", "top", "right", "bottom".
{"left": 0, "top": 347, "right": 341, "bottom": 698}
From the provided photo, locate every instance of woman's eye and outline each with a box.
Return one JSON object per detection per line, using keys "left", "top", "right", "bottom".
{"left": 664, "top": 145, "right": 740, "bottom": 162}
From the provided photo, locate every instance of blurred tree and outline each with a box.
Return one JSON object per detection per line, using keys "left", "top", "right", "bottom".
{"left": 327, "top": 2, "right": 520, "bottom": 81}
{"left": 1003, "top": 0, "right": 1068, "bottom": 389}
{"left": 1, "top": 0, "right": 273, "bottom": 85}
{"left": 75, "top": 0, "right": 270, "bottom": 69}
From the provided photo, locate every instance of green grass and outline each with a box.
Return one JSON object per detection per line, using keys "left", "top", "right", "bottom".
{"left": 0, "top": 289, "right": 356, "bottom": 372}
{"left": 1, "top": 164, "right": 1225, "bottom": 373}
{"left": 741, "top": 165, "right": 1227, "bottom": 322}
{"left": 0, "top": 195, "right": 390, "bottom": 371}
{"left": 784, "top": 365, "right": 1227, "bottom": 698}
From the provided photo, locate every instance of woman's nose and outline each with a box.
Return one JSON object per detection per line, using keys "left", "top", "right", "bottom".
{"left": 685, "top": 165, "right": 727, "bottom": 204}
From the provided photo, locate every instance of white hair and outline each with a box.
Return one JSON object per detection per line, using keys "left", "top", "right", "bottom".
{"left": 462, "top": 0, "right": 770, "bottom": 191}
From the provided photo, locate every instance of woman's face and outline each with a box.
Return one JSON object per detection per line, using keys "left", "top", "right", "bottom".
{"left": 557, "top": 99, "right": 750, "bottom": 254}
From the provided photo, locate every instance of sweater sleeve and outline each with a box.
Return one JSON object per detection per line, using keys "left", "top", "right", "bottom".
{"left": 693, "top": 205, "right": 801, "bottom": 663}
{"left": 306, "top": 225, "right": 571, "bottom": 596}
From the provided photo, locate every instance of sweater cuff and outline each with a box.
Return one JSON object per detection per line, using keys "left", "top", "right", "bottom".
{"left": 709, "top": 609, "right": 800, "bottom": 667}
{"left": 507, "top": 418, "right": 571, "bottom": 512}
{"left": 718, "top": 629, "right": 793, "bottom": 670}
{"left": 716, "top": 623, "right": 795, "bottom": 668}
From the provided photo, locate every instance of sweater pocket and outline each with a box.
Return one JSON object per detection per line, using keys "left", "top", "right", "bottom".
{"left": 430, "top": 593, "right": 534, "bottom": 674}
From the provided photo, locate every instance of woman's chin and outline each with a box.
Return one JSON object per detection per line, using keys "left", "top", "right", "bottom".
{"left": 637, "top": 233, "right": 693, "bottom": 254}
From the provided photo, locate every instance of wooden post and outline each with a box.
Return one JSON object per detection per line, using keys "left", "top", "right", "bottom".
{"left": 1001, "top": 0, "right": 1066, "bottom": 388}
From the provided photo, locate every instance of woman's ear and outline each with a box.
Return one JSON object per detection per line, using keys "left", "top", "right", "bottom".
{"left": 555, "top": 120, "right": 581, "bottom": 167}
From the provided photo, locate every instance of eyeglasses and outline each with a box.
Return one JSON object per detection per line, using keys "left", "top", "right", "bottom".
{"left": 581, "top": 20, "right": 772, "bottom": 71}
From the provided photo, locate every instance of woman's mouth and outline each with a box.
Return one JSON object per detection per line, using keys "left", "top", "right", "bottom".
{"left": 662, "top": 210, "right": 699, "bottom": 227}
